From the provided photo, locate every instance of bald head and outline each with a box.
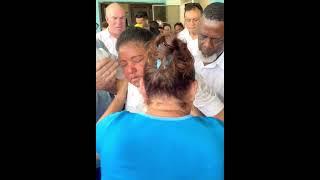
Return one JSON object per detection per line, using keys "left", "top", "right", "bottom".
{"left": 105, "top": 3, "right": 126, "bottom": 38}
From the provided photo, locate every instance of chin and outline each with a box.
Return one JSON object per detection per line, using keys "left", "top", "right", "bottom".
{"left": 130, "top": 80, "right": 140, "bottom": 87}
{"left": 132, "top": 82, "right": 140, "bottom": 87}
{"left": 201, "top": 51, "right": 215, "bottom": 58}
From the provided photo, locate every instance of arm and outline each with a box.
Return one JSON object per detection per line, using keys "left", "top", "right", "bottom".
{"left": 193, "top": 73, "right": 224, "bottom": 118}
{"left": 97, "top": 79, "right": 128, "bottom": 122}
{"left": 213, "top": 109, "right": 224, "bottom": 121}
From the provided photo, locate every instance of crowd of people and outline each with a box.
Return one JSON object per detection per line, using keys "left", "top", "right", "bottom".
{"left": 96, "top": 2, "right": 224, "bottom": 180}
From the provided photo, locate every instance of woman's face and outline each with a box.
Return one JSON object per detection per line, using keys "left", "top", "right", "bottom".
{"left": 174, "top": 25, "right": 183, "bottom": 33}
{"left": 163, "top": 26, "right": 171, "bottom": 36}
{"left": 118, "top": 42, "right": 147, "bottom": 87}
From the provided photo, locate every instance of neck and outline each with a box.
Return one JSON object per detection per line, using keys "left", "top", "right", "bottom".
{"left": 146, "top": 98, "right": 190, "bottom": 117}
{"left": 203, "top": 51, "right": 223, "bottom": 66}
{"left": 189, "top": 31, "right": 198, "bottom": 39}
{"left": 109, "top": 30, "right": 119, "bottom": 39}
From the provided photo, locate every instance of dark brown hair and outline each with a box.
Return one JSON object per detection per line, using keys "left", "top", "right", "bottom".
{"left": 162, "top": 23, "right": 171, "bottom": 29}
{"left": 101, "top": 21, "right": 108, "bottom": 28}
{"left": 185, "top": 3, "right": 203, "bottom": 14}
{"left": 203, "top": 2, "right": 224, "bottom": 21}
{"left": 143, "top": 35, "right": 195, "bottom": 107}
{"left": 174, "top": 22, "right": 184, "bottom": 29}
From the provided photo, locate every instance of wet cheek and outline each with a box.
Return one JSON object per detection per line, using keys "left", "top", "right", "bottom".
{"left": 123, "top": 68, "right": 131, "bottom": 79}
{"left": 203, "top": 40, "right": 213, "bottom": 49}
{"left": 134, "top": 65, "right": 142, "bottom": 77}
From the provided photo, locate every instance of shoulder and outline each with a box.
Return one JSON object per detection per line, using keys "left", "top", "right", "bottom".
{"left": 217, "top": 52, "right": 224, "bottom": 70}
{"left": 192, "top": 116, "right": 224, "bottom": 130}
{"left": 96, "top": 30, "right": 103, "bottom": 38}
{"left": 177, "top": 29, "right": 188, "bottom": 42}
{"left": 97, "top": 111, "right": 131, "bottom": 129}
{"left": 96, "top": 29, "right": 109, "bottom": 39}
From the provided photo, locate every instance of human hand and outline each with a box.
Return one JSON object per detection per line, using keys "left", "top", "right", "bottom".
{"left": 96, "top": 58, "right": 118, "bottom": 92}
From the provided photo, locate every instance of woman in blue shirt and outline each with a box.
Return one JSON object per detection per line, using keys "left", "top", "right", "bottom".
{"left": 96, "top": 28, "right": 224, "bottom": 180}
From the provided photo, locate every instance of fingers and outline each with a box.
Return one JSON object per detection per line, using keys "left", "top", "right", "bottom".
{"left": 96, "top": 60, "right": 118, "bottom": 78}
{"left": 104, "top": 71, "right": 117, "bottom": 92}
{"left": 96, "top": 58, "right": 117, "bottom": 71}
{"left": 96, "top": 58, "right": 119, "bottom": 91}
{"left": 96, "top": 58, "right": 109, "bottom": 71}
{"left": 103, "top": 68, "right": 117, "bottom": 82}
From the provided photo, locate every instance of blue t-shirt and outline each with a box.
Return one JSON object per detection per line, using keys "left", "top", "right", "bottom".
{"left": 96, "top": 111, "right": 224, "bottom": 180}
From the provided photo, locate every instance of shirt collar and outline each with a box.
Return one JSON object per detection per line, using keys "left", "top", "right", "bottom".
{"left": 106, "top": 28, "right": 117, "bottom": 40}
{"left": 199, "top": 52, "right": 224, "bottom": 69}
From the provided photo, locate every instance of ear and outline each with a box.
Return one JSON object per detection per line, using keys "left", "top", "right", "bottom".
{"left": 188, "top": 80, "right": 198, "bottom": 102}
{"left": 105, "top": 16, "right": 109, "bottom": 24}
{"left": 138, "top": 78, "right": 148, "bottom": 103}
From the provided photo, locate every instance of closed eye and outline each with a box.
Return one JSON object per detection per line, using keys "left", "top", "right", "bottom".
{"left": 119, "top": 60, "right": 127, "bottom": 67}
{"left": 131, "top": 55, "right": 144, "bottom": 63}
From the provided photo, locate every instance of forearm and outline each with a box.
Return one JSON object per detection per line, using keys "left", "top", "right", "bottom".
{"left": 213, "top": 109, "right": 224, "bottom": 121}
{"left": 97, "top": 80, "right": 128, "bottom": 122}
{"left": 98, "top": 94, "right": 126, "bottom": 122}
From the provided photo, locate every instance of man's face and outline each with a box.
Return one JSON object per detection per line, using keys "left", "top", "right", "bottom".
{"left": 198, "top": 18, "right": 224, "bottom": 58}
{"left": 106, "top": 8, "right": 126, "bottom": 38}
{"left": 136, "top": 17, "right": 145, "bottom": 25}
{"left": 184, "top": 9, "right": 202, "bottom": 34}
{"left": 118, "top": 42, "right": 146, "bottom": 87}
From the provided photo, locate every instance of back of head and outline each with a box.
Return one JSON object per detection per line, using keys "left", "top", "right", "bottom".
{"left": 143, "top": 35, "right": 195, "bottom": 108}
{"left": 149, "top": 21, "right": 160, "bottom": 37}
{"left": 203, "top": 2, "right": 224, "bottom": 21}
{"left": 135, "top": 11, "right": 148, "bottom": 19}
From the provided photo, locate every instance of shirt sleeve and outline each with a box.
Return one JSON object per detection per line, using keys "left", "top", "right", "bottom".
{"left": 193, "top": 73, "right": 224, "bottom": 116}
{"left": 177, "top": 30, "right": 187, "bottom": 43}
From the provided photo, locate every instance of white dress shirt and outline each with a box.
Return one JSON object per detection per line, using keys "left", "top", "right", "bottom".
{"left": 194, "top": 51, "right": 224, "bottom": 103}
{"left": 96, "top": 29, "right": 125, "bottom": 80}
{"left": 125, "top": 83, "right": 146, "bottom": 113}
{"left": 125, "top": 76, "right": 223, "bottom": 116}
{"left": 96, "top": 28, "right": 118, "bottom": 57}
{"left": 177, "top": 28, "right": 199, "bottom": 57}
{"left": 194, "top": 73, "right": 224, "bottom": 116}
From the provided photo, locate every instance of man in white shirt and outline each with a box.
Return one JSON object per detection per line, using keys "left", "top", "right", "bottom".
{"left": 95, "top": 3, "right": 126, "bottom": 112}
{"left": 96, "top": 3, "right": 126, "bottom": 56}
{"left": 177, "top": 3, "right": 203, "bottom": 56}
{"left": 96, "top": 4, "right": 127, "bottom": 176}
{"left": 194, "top": 2, "right": 224, "bottom": 102}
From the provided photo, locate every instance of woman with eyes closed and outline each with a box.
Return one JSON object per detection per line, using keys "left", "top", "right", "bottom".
{"left": 96, "top": 27, "right": 224, "bottom": 180}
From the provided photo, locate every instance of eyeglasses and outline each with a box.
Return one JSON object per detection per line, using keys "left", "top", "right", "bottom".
{"left": 184, "top": 18, "right": 200, "bottom": 23}
{"left": 199, "top": 34, "right": 224, "bottom": 45}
